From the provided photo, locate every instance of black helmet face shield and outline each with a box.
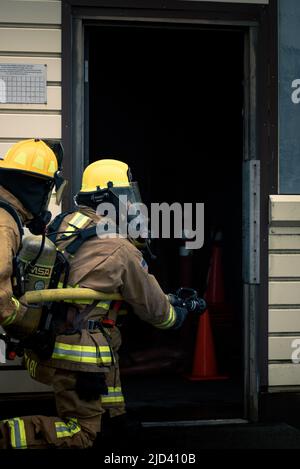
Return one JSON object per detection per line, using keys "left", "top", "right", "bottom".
{"left": 109, "top": 181, "right": 142, "bottom": 206}
{"left": 97, "top": 181, "right": 149, "bottom": 241}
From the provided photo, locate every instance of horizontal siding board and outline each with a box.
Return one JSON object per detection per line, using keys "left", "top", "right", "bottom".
{"left": 0, "top": 113, "right": 61, "bottom": 138}
{"left": 270, "top": 227, "right": 300, "bottom": 235}
{"left": 0, "top": 1, "right": 61, "bottom": 25}
{"left": 0, "top": 56, "right": 61, "bottom": 81}
{"left": 269, "top": 282, "right": 300, "bottom": 305}
{"left": 0, "top": 28, "right": 61, "bottom": 54}
{"left": 0, "top": 86, "right": 61, "bottom": 110}
{"left": 269, "top": 364, "right": 300, "bottom": 386}
{"left": 269, "top": 234, "right": 300, "bottom": 250}
{"left": 269, "top": 336, "right": 299, "bottom": 360}
{"left": 269, "top": 254, "right": 300, "bottom": 277}
{"left": 270, "top": 195, "right": 300, "bottom": 223}
{"left": 269, "top": 309, "right": 300, "bottom": 333}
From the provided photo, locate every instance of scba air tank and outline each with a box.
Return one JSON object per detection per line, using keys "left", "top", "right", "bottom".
{"left": 19, "top": 235, "right": 57, "bottom": 292}
{"left": 17, "top": 235, "right": 57, "bottom": 336}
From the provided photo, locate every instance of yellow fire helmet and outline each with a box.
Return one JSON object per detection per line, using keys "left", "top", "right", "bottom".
{"left": 75, "top": 158, "right": 142, "bottom": 213}
{"left": 0, "top": 138, "right": 58, "bottom": 179}
{"left": 80, "top": 159, "right": 130, "bottom": 193}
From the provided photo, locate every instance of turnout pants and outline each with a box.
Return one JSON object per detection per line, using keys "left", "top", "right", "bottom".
{"left": 0, "top": 328, "right": 125, "bottom": 449}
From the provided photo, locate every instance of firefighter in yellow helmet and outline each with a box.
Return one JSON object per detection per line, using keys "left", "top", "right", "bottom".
{"left": 0, "top": 138, "right": 62, "bottom": 332}
{"left": 0, "top": 158, "right": 205, "bottom": 449}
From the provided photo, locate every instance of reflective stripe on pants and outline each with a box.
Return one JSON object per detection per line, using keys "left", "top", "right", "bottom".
{"left": 101, "top": 386, "right": 124, "bottom": 405}
{"left": 51, "top": 342, "right": 113, "bottom": 366}
{"left": 55, "top": 418, "right": 81, "bottom": 438}
{"left": 2, "top": 418, "right": 27, "bottom": 449}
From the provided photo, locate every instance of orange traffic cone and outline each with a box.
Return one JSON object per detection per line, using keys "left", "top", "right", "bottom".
{"left": 186, "top": 230, "right": 228, "bottom": 381}
{"left": 186, "top": 308, "right": 227, "bottom": 381}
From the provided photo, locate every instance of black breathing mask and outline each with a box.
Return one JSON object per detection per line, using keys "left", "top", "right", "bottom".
{"left": 0, "top": 170, "right": 55, "bottom": 235}
{"left": 28, "top": 175, "right": 55, "bottom": 235}
{"left": 27, "top": 210, "right": 52, "bottom": 235}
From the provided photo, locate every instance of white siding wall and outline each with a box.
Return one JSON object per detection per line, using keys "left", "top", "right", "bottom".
{"left": 0, "top": 0, "right": 61, "bottom": 146}
{"left": 269, "top": 195, "right": 300, "bottom": 386}
{"left": 0, "top": 0, "right": 61, "bottom": 393}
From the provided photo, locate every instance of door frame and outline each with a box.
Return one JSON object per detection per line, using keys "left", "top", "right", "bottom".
{"left": 62, "top": 0, "right": 278, "bottom": 421}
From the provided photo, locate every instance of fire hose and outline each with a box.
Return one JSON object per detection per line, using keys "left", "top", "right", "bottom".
{"left": 24, "top": 288, "right": 123, "bottom": 304}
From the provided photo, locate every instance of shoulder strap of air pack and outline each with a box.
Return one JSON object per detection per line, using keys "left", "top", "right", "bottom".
{"left": 48, "top": 210, "right": 98, "bottom": 256}
{"left": 47, "top": 210, "right": 73, "bottom": 242}
{"left": 0, "top": 200, "right": 24, "bottom": 246}
{"left": 63, "top": 224, "right": 98, "bottom": 255}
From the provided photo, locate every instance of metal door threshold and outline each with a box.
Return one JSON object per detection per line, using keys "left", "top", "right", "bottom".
{"left": 141, "top": 418, "right": 248, "bottom": 428}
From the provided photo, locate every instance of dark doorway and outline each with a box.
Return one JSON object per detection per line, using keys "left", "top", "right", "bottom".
{"left": 87, "top": 23, "right": 244, "bottom": 420}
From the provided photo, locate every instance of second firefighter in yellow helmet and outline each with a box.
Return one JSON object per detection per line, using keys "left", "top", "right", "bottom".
{"left": 75, "top": 158, "right": 149, "bottom": 252}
